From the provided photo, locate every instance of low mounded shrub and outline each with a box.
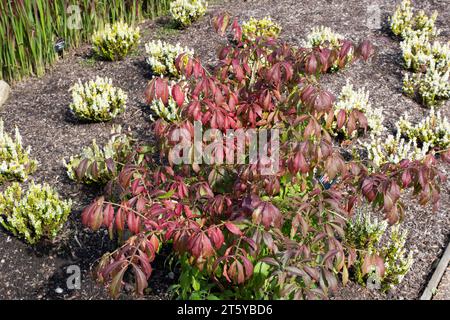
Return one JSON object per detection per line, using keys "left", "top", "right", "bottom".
{"left": 69, "top": 76, "right": 127, "bottom": 122}
{"left": 241, "top": 16, "right": 282, "bottom": 41}
{"left": 0, "top": 182, "right": 72, "bottom": 244}
{"left": 64, "top": 126, "right": 134, "bottom": 184}
{"left": 391, "top": 0, "right": 449, "bottom": 107}
{"left": 92, "top": 21, "right": 140, "bottom": 61}
{"left": 79, "top": 13, "right": 448, "bottom": 300}
{"left": 390, "top": 0, "right": 438, "bottom": 40}
{"left": 332, "top": 82, "right": 384, "bottom": 138}
{"left": 397, "top": 108, "right": 450, "bottom": 150}
{"left": 403, "top": 63, "right": 450, "bottom": 107}
{"left": 169, "top": 0, "right": 208, "bottom": 28}
{"left": 345, "top": 207, "right": 413, "bottom": 291}
{"left": 145, "top": 40, "right": 194, "bottom": 78}
{"left": 0, "top": 119, "right": 37, "bottom": 183}
{"left": 306, "top": 26, "right": 344, "bottom": 49}
{"left": 401, "top": 35, "right": 450, "bottom": 72}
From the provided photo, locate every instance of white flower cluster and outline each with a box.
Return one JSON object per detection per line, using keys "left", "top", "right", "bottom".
{"left": 397, "top": 108, "right": 450, "bottom": 150}
{"left": 381, "top": 225, "right": 414, "bottom": 290}
{"left": 0, "top": 119, "right": 37, "bottom": 183}
{"left": 333, "top": 82, "right": 385, "bottom": 137}
{"left": 401, "top": 36, "right": 450, "bottom": 72}
{"left": 392, "top": 0, "right": 449, "bottom": 107}
{"left": 169, "top": 0, "right": 208, "bottom": 28}
{"left": 403, "top": 60, "right": 450, "bottom": 107}
{"left": 306, "top": 26, "right": 344, "bottom": 49}
{"left": 346, "top": 207, "right": 413, "bottom": 291}
{"left": 390, "top": 0, "right": 438, "bottom": 39}
{"left": 92, "top": 21, "right": 140, "bottom": 61}
{"left": 149, "top": 83, "right": 188, "bottom": 123}
{"left": 65, "top": 126, "right": 134, "bottom": 184}
{"left": 361, "top": 132, "right": 429, "bottom": 168}
{"left": 346, "top": 209, "right": 388, "bottom": 252}
{"left": 145, "top": 40, "right": 194, "bottom": 78}
{"left": 0, "top": 181, "right": 72, "bottom": 244}
{"left": 70, "top": 76, "right": 127, "bottom": 122}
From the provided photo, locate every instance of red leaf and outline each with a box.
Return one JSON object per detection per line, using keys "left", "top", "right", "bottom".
{"left": 145, "top": 77, "right": 169, "bottom": 105}
{"left": 357, "top": 40, "right": 374, "bottom": 61}
{"left": 208, "top": 227, "right": 225, "bottom": 250}
{"left": 103, "top": 203, "right": 115, "bottom": 228}
{"left": 115, "top": 208, "right": 125, "bottom": 232}
{"left": 336, "top": 109, "right": 346, "bottom": 130}
{"left": 213, "top": 12, "right": 231, "bottom": 36}
{"left": 109, "top": 266, "right": 127, "bottom": 298}
{"left": 306, "top": 53, "right": 318, "bottom": 74}
{"left": 132, "top": 263, "right": 149, "bottom": 296}
{"left": 362, "top": 254, "right": 385, "bottom": 278}
{"left": 172, "top": 84, "right": 185, "bottom": 108}
{"left": 224, "top": 222, "right": 243, "bottom": 236}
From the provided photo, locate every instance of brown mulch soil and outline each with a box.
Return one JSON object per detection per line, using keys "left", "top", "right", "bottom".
{"left": 0, "top": 0, "right": 449, "bottom": 300}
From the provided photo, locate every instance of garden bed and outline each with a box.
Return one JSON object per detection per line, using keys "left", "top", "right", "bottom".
{"left": 0, "top": 0, "right": 449, "bottom": 300}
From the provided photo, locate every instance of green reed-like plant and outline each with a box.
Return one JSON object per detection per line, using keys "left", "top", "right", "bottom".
{"left": 0, "top": 0, "right": 172, "bottom": 82}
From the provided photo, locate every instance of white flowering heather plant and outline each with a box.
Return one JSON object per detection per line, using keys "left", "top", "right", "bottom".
{"left": 70, "top": 76, "right": 127, "bottom": 122}
{"left": 358, "top": 132, "right": 430, "bottom": 168}
{"left": 400, "top": 33, "right": 432, "bottom": 72}
{"left": 392, "top": 1, "right": 449, "bottom": 107}
{"left": 145, "top": 40, "right": 194, "bottom": 78}
{"left": 390, "top": 0, "right": 439, "bottom": 40}
{"left": 390, "top": 0, "right": 414, "bottom": 38}
{"left": 431, "top": 41, "right": 450, "bottom": 72}
{"left": 380, "top": 225, "right": 414, "bottom": 291}
{"left": 306, "top": 26, "right": 344, "bottom": 49}
{"left": 65, "top": 126, "right": 134, "bottom": 184}
{"left": 241, "top": 17, "right": 282, "bottom": 41}
{"left": 345, "top": 206, "right": 413, "bottom": 292}
{"left": 92, "top": 21, "right": 140, "bottom": 61}
{"left": 346, "top": 208, "right": 388, "bottom": 257}
{"left": 332, "top": 82, "right": 384, "bottom": 137}
{"left": 401, "top": 35, "right": 450, "bottom": 72}
{"left": 0, "top": 120, "right": 37, "bottom": 183}
{"left": 0, "top": 182, "right": 72, "bottom": 244}
{"left": 403, "top": 61, "right": 450, "bottom": 107}
{"left": 397, "top": 108, "right": 450, "bottom": 150}
{"left": 169, "top": 0, "right": 208, "bottom": 28}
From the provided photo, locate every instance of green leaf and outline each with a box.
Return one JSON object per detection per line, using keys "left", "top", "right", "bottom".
{"left": 192, "top": 276, "right": 201, "bottom": 291}
{"left": 158, "top": 189, "right": 175, "bottom": 199}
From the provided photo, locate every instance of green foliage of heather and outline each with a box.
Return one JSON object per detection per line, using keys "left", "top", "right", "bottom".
{"left": 169, "top": 0, "right": 208, "bottom": 28}
{"left": 0, "top": 182, "right": 72, "bottom": 244}
{"left": 0, "top": 119, "right": 37, "bottom": 183}
{"left": 242, "top": 17, "right": 282, "bottom": 41}
{"left": 345, "top": 207, "right": 413, "bottom": 292}
{"left": 92, "top": 21, "right": 140, "bottom": 61}
{"left": 69, "top": 77, "right": 127, "bottom": 122}
{"left": 64, "top": 126, "right": 134, "bottom": 184}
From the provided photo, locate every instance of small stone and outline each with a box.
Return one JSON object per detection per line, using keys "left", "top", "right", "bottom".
{"left": 168, "top": 272, "right": 175, "bottom": 279}
{"left": 0, "top": 80, "right": 11, "bottom": 108}
{"left": 0, "top": 259, "right": 4, "bottom": 263}
{"left": 55, "top": 287, "right": 64, "bottom": 294}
